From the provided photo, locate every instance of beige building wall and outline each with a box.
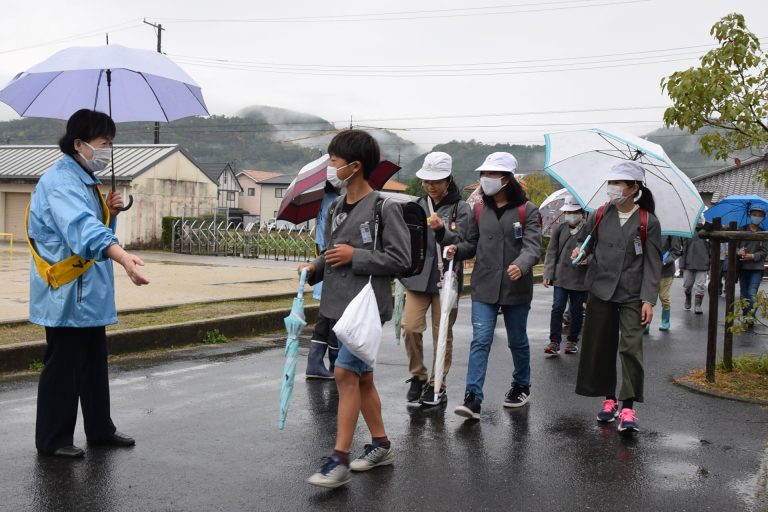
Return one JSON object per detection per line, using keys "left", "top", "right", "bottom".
{"left": 237, "top": 175, "right": 262, "bottom": 215}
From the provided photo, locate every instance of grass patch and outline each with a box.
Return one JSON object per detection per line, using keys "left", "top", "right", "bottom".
{"left": 0, "top": 297, "right": 298, "bottom": 346}
{"left": 202, "top": 329, "right": 228, "bottom": 344}
{"left": 678, "top": 361, "right": 768, "bottom": 403}
{"left": 27, "top": 359, "right": 43, "bottom": 371}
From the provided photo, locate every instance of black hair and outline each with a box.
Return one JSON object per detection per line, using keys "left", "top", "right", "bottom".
{"left": 327, "top": 129, "right": 380, "bottom": 180}
{"left": 58, "top": 109, "right": 116, "bottom": 156}
{"left": 625, "top": 180, "right": 655, "bottom": 214}
{"left": 482, "top": 173, "right": 528, "bottom": 207}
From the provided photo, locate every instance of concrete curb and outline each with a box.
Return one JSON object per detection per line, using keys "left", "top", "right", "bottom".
{"left": 0, "top": 273, "right": 542, "bottom": 374}
{"left": 672, "top": 375, "right": 768, "bottom": 406}
{"left": 0, "top": 305, "right": 319, "bottom": 374}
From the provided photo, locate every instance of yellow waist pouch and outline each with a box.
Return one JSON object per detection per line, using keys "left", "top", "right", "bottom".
{"left": 26, "top": 191, "right": 111, "bottom": 289}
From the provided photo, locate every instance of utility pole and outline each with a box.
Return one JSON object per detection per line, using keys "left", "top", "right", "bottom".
{"left": 143, "top": 19, "right": 165, "bottom": 144}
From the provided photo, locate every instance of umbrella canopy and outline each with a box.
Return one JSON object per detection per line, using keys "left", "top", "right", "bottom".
{"left": 0, "top": 44, "right": 208, "bottom": 122}
{"left": 432, "top": 257, "right": 458, "bottom": 403}
{"left": 544, "top": 128, "right": 705, "bottom": 238}
{"left": 540, "top": 188, "right": 571, "bottom": 238}
{"left": 704, "top": 195, "right": 768, "bottom": 230}
{"left": 278, "top": 269, "right": 308, "bottom": 430}
{"left": 277, "top": 156, "right": 401, "bottom": 224}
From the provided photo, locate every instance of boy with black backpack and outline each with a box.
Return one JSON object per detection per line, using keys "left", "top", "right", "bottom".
{"left": 299, "top": 130, "right": 412, "bottom": 488}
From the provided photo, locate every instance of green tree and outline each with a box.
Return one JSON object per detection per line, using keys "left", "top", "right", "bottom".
{"left": 661, "top": 13, "right": 768, "bottom": 172}
{"left": 520, "top": 172, "right": 555, "bottom": 206}
{"left": 405, "top": 176, "right": 424, "bottom": 197}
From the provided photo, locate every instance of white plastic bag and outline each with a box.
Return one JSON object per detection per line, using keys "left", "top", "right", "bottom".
{"left": 333, "top": 280, "right": 382, "bottom": 366}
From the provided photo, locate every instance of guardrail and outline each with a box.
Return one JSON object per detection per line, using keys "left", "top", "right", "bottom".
{"left": 170, "top": 220, "right": 316, "bottom": 261}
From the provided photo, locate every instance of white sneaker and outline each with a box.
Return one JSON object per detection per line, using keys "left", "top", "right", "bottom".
{"left": 349, "top": 444, "right": 394, "bottom": 472}
{"left": 307, "top": 457, "right": 351, "bottom": 488}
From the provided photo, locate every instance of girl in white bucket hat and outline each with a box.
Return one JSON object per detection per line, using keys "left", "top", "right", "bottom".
{"left": 401, "top": 152, "right": 472, "bottom": 406}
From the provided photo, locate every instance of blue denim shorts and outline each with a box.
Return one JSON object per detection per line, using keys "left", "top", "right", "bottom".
{"left": 327, "top": 318, "right": 374, "bottom": 376}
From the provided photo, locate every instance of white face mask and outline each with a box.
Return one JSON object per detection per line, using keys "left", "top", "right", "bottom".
{"left": 564, "top": 213, "right": 583, "bottom": 226}
{"left": 606, "top": 183, "right": 627, "bottom": 205}
{"left": 78, "top": 141, "right": 112, "bottom": 172}
{"left": 480, "top": 176, "right": 505, "bottom": 196}
{"left": 326, "top": 162, "right": 355, "bottom": 189}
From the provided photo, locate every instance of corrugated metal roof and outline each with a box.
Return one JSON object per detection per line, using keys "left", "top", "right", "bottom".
{"left": 0, "top": 144, "right": 181, "bottom": 181}
{"left": 692, "top": 155, "right": 768, "bottom": 203}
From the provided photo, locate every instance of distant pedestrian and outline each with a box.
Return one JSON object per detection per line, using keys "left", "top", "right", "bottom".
{"left": 572, "top": 161, "right": 662, "bottom": 434}
{"left": 300, "top": 130, "right": 411, "bottom": 488}
{"left": 737, "top": 205, "right": 767, "bottom": 327}
{"left": 680, "top": 222, "right": 710, "bottom": 315}
{"left": 401, "top": 152, "right": 470, "bottom": 407}
{"left": 29, "top": 109, "right": 149, "bottom": 458}
{"left": 444, "top": 152, "right": 542, "bottom": 420}
{"left": 542, "top": 196, "right": 588, "bottom": 355}
{"left": 305, "top": 179, "right": 341, "bottom": 380}
{"left": 650, "top": 236, "right": 682, "bottom": 331}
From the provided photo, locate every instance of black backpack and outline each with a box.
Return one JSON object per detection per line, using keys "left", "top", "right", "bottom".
{"left": 374, "top": 197, "right": 428, "bottom": 278}
{"left": 330, "top": 193, "right": 427, "bottom": 278}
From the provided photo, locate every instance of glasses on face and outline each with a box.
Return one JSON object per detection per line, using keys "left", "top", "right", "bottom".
{"left": 422, "top": 180, "right": 445, "bottom": 188}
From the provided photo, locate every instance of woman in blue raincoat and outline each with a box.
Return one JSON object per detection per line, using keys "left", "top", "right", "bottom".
{"left": 29, "top": 109, "right": 149, "bottom": 458}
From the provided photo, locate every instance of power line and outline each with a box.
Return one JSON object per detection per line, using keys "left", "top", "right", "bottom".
{"left": 0, "top": 19, "right": 142, "bottom": 56}
{"left": 152, "top": 0, "right": 651, "bottom": 24}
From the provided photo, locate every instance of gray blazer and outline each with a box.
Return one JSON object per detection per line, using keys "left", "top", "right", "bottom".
{"left": 661, "top": 236, "right": 683, "bottom": 278}
{"left": 680, "top": 234, "right": 710, "bottom": 271}
{"left": 443, "top": 201, "right": 542, "bottom": 306}
{"left": 583, "top": 207, "right": 662, "bottom": 305}
{"left": 543, "top": 221, "right": 588, "bottom": 291}
{"left": 737, "top": 228, "right": 767, "bottom": 271}
{"left": 309, "top": 191, "right": 411, "bottom": 322}
{"left": 401, "top": 196, "right": 471, "bottom": 294}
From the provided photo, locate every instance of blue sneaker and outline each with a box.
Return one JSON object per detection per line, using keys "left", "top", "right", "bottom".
{"left": 596, "top": 399, "right": 619, "bottom": 422}
{"left": 618, "top": 408, "right": 639, "bottom": 433}
{"left": 307, "top": 456, "right": 351, "bottom": 488}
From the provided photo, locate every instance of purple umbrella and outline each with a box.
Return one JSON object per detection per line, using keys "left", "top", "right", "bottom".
{"left": 0, "top": 44, "right": 209, "bottom": 209}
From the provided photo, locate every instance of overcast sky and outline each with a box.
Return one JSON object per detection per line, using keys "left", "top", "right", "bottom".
{"left": 0, "top": 0, "right": 766, "bottom": 148}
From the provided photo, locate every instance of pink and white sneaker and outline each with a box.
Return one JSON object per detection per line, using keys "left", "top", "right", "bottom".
{"left": 596, "top": 399, "right": 619, "bottom": 422}
{"left": 618, "top": 408, "right": 639, "bottom": 433}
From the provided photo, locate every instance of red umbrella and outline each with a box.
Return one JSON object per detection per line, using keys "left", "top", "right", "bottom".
{"left": 277, "top": 155, "right": 401, "bottom": 224}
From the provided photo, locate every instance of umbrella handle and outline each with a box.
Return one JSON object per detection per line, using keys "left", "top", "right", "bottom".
{"left": 297, "top": 268, "right": 308, "bottom": 297}
{"left": 572, "top": 235, "right": 592, "bottom": 266}
{"left": 117, "top": 195, "right": 134, "bottom": 212}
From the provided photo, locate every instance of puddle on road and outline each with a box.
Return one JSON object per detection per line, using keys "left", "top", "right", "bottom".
{"left": 731, "top": 441, "right": 768, "bottom": 511}
{"left": 651, "top": 460, "right": 706, "bottom": 490}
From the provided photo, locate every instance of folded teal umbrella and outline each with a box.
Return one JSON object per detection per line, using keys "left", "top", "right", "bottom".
{"left": 278, "top": 268, "right": 308, "bottom": 430}
{"left": 393, "top": 279, "right": 406, "bottom": 345}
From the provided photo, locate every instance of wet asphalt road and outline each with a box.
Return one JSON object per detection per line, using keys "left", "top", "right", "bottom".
{"left": 1, "top": 283, "right": 767, "bottom": 512}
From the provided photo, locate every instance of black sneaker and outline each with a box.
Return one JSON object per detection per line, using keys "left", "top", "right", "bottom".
{"left": 419, "top": 383, "right": 447, "bottom": 406}
{"left": 406, "top": 377, "right": 426, "bottom": 404}
{"left": 454, "top": 392, "right": 481, "bottom": 419}
{"left": 503, "top": 385, "right": 531, "bottom": 408}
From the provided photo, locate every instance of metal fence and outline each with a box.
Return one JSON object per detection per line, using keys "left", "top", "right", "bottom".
{"left": 170, "top": 219, "right": 317, "bottom": 261}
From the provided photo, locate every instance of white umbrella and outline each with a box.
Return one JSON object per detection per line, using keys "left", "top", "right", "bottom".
{"left": 432, "top": 256, "right": 458, "bottom": 403}
{"left": 544, "top": 127, "right": 704, "bottom": 238}
{"left": 539, "top": 188, "right": 571, "bottom": 238}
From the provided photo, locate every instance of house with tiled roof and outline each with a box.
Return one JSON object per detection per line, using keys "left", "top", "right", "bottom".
{"left": 692, "top": 155, "right": 768, "bottom": 206}
{"left": 199, "top": 162, "right": 243, "bottom": 210}
{"left": 236, "top": 169, "right": 286, "bottom": 221}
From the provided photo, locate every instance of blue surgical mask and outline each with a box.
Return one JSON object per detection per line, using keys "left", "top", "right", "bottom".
{"left": 751, "top": 215, "right": 764, "bottom": 226}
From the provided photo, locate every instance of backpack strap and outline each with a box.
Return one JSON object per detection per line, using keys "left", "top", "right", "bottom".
{"left": 518, "top": 203, "right": 526, "bottom": 229}
{"left": 639, "top": 208, "right": 648, "bottom": 246}
{"left": 474, "top": 201, "right": 483, "bottom": 225}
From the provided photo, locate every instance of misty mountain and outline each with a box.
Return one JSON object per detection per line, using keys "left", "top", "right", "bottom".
{"left": 0, "top": 107, "right": 737, "bottom": 182}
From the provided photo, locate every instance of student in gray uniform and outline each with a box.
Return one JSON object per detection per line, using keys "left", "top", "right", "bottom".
{"left": 572, "top": 161, "right": 662, "bottom": 434}
{"left": 300, "top": 130, "right": 411, "bottom": 489}
{"left": 401, "top": 152, "right": 471, "bottom": 407}
{"left": 648, "top": 236, "right": 682, "bottom": 331}
{"left": 543, "top": 195, "right": 588, "bottom": 356}
{"left": 680, "top": 224, "right": 710, "bottom": 315}
{"left": 737, "top": 204, "right": 767, "bottom": 326}
{"left": 443, "top": 152, "right": 542, "bottom": 420}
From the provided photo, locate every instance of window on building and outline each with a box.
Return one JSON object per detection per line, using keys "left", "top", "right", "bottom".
{"left": 275, "top": 187, "right": 287, "bottom": 198}
{"left": 248, "top": 188, "right": 255, "bottom": 196}
{"left": 227, "top": 191, "right": 235, "bottom": 201}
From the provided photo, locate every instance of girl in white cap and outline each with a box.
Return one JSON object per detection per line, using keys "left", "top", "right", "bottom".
{"left": 401, "top": 152, "right": 471, "bottom": 406}
{"left": 571, "top": 160, "right": 662, "bottom": 434}
{"left": 443, "top": 152, "right": 542, "bottom": 419}
{"left": 542, "top": 195, "right": 588, "bottom": 356}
